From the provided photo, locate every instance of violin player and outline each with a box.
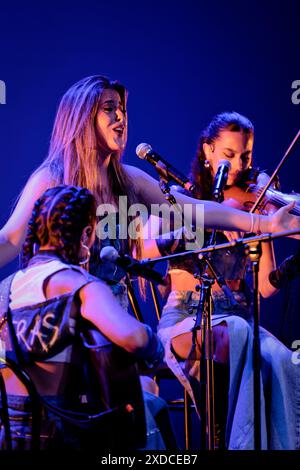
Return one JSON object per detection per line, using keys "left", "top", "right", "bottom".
{"left": 142, "top": 111, "right": 300, "bottom": 450}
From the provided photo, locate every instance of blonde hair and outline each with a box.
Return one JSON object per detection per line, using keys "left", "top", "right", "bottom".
{"left": 34, "top": 75, "right": 143, "bottom": 262}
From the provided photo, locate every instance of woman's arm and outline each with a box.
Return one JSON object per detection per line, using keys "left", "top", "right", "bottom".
{"left": 81, "top": 281, "right": 164, "bottom": 364}
{"left": 141, "top": 215, "right": 279, "bottom": 297}
{"left": 45, "top": 268, "right": 149, "bottom": 353}
{"left": 80, "top": 281, "right": 149, "bottom": 353}
{"left": 45, "top": 263, "right": 163, "bottom": 363}
{"left": 0, "top": 169, "right": 52, "bottom": 267}
{"left": 268, "top": 249, "right": 300, "bottom": 290}
{"left": 124, "top": 164, "right": 300, "bottom": 234}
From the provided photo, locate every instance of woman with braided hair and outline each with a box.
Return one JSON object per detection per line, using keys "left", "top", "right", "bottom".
{"left": 21, "top": 186, "right": 95, "bottom": 268}
{"left": 0, "top": 185, "right": 167, "bottom": 450}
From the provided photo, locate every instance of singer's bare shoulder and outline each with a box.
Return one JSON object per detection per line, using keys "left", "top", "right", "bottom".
{"left": 33, "top": 166, "right": 53, "bottom": 183}
{"left": 122, "top": 164, "right": 159, "bottom": 195}
{"left": 122, "top": 163, "right": 200, "bottom": 207}
{"left": 13, "top": 166, "right": 55, "bottom": 208}
{"left": 0, "top": 167, "right": 55, "bottom": 259}
{"left": 123, "top": 163, "right": 148, "bottom": 179}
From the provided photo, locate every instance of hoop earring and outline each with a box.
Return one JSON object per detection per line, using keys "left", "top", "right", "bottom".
{"left": 33, "top": 242, "right": 39, "bottom": 255}
{"left": 79, "top": 242, "right": 91, "bottom": 265}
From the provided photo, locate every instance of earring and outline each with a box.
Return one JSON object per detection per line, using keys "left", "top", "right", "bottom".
{"left": 204, "top": 160, "right": 211, "bottom": 169}
{"left": 33, "top": 242, "right": 39, "bottom": 255}
{"left": 79, "top": 242, "right": 91, "bottom": 265}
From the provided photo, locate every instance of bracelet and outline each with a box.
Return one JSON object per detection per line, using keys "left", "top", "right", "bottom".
{"left": 249, "top": 213, "right": 255, "bottom": 233}
{"left": 249, "top": 213, "right": 262, "bottom": 234}
{"left": 254, "top": 214, "right": 262, "bottom": 234}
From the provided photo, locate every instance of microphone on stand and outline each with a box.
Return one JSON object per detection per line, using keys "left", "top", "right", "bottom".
{"left": 212, "top": 159, "right": 231, "bottom": 202}
{"left": 100, "top": 246, "right": 166, "bottom": 285}
{"left": 136, "top": 143, "right": 194, "bottom": 193}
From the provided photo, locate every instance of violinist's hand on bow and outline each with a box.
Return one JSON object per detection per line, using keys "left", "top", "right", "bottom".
{"left": 270, "top": 202, "right": 300, "bottom": 238}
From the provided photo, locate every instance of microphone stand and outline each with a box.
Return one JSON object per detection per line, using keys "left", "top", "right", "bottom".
{"left": 199, "top": 236, "right": 263, "bottom": 450}
{"left": 152, "top": 163, "right": 220, "bottom": 449}
{"left": 144, "top": 144, "right": 300, "bottom": 449}
{"left": 142, "top": 229, "right": 300, "bottom": 449}
{"left": 142, "top": 229, "right": 300, "bottom": 264}
{"left": 239, "top": 130, "right": 300, "bottom": 449}
{"left": 247, "top": 240, "right": 262, "bottom": 450}
{"left": 151, "top": 161, "right": 247, "bottom": 449}
{"left": 193, "top": 177, "right": 242, "bottom": 449}
{"left": 193, "top": 271, "right": 216, "bottom": 450}
{"left": 193, "top": 185, "right": 232, "bottom": 450}
{"left": 193, "top": 228, "right": 218, "bottom": 448}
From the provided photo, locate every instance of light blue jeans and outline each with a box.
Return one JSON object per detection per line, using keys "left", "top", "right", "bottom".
{"left": 158, "top": 290, "right": 300, "bottom": 450}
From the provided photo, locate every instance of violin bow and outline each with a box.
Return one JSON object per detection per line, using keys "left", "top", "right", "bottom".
{"left": 250, "top": 128, "right": 300, "bottom": 214}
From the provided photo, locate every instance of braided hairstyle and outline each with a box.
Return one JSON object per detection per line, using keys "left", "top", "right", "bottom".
{"left": 190, "top": 111, "right": 256, "bottom": 200}
{"left": 21, "top": 185, "right": 96, "bottom": 268}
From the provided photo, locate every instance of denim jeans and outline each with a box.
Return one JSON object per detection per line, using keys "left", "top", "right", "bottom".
{"left": 142, "top": 391, "right": 167, "bottom": 450}
{"left": 0, "top": 391, "right": 167, "bottom": 451}
{"left": 0, "top": 395, "right": 74, "bottom": 450}
{"left": 158, "top": 290, "right": 300, "bottom": 450}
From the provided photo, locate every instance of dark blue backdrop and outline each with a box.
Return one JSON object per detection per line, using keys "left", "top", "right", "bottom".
{"left": 0, "top": 0, "right": 299, "bottom": 366}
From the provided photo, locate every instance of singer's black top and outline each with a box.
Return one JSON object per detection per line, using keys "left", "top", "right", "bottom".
{"left": 156, "top": 228, "right": 255, "bottom": 328}
{"left": 156, "top": 185, "right": 251, "bottom": 293}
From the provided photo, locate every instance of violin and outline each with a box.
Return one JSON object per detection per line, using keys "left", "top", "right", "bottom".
{"left": 223, "top": 181, "right": 300, "bottom": 216}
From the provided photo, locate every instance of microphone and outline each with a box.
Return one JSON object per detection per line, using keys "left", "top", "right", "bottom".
{"left": 100, "top": 246, "right": 166, "bottom": 285}
{"left": 136, "top": 143, "right": 194, "bottom": 193}
{"left": 212, "top": 159, "right": 231, "bottom": 202}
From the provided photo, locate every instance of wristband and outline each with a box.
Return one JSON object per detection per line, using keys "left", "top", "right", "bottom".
{"left": 135, "top": 324, "right": 164, "bottom": 367}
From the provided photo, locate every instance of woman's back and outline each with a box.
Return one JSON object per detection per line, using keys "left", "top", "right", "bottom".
{"left": 6, "top": 254, "right": 94, "bottom": 397}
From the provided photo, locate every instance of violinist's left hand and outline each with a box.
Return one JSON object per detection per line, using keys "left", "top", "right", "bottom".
{"left": 256, "top": 171, "right": 271, "bottom": 188}
{"left": 270, "top": 202, "right": 300, "bottom": 238}
{"left": 223, "top": 230, "right": 243, "bottom": 242}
